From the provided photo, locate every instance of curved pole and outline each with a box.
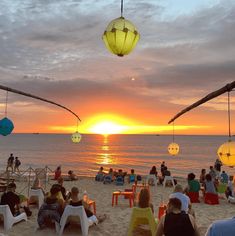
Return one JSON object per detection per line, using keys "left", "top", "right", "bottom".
{"left": 0, "top": 84, "right": 81, "bottom": 122}
{"left": 168, "top": 81, "right": 235, "bottom": 124}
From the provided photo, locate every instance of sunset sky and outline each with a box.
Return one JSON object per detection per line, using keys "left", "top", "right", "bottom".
{"left": 0, "top": 0, "right": 234, "bottom": 135}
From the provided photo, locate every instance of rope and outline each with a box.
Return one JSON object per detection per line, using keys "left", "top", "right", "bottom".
{"left": 121, "top": 0, "right": 124, "bottom": 17}
{"left": 4, "top": 90, "right": 8, "bottom": 117}
{"left": 228, "top": 91, "right": 231, "bottom": 139}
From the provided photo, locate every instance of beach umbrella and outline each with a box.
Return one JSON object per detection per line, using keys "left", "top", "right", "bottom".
{"left": 102, "top": 0, "right": 140, "bottom": 57}
{"left": 0, "top": 117, "right": 14, "bottom": 136}
{"left": 168, "top": 142, "right": 180, "bottom": 156}
{"left": 217, "top": 91, "right": 235, "bottom": 166}
{"left": 168, "top": 122, "right": 180, "bottom": 156}
{"left": 71, "top": 132, "right": 82, "bottom": 143}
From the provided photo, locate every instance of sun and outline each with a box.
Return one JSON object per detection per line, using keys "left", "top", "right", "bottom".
{"left": 89, "top": 121, "right": 125, "bottom": 135}
{"left": 84, "top": 114, "right": 131, "bottom": 135}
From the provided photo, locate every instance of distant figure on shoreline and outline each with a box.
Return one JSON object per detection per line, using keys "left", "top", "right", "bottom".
{"left": 54, "top": 166, "right": 62, "bottom": 180}
{"left": 14, "top": 156, "right": 21, "bottom": 173}
{"left": 6, "top": 153, "right": 14, "bottom": 172}
{"left": 214, "top": 158, "right": 222, "bottom": 172}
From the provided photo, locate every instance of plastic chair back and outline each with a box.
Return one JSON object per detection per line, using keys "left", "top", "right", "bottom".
{"left": 59, "top": 205, "right": 93, "bottom": 236}
{"left": 0, "top": 205, "right": 27, "bottom": 231}
{"left": 127, "top": 207, "right": 157, "bottom": 236}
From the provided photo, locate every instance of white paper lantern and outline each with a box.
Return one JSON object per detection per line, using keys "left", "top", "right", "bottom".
{"left": 71, "top": 132, "right": 82, "bottom": 143}
{"left": 168, "top": 142, "right": 180, "bottom": 156}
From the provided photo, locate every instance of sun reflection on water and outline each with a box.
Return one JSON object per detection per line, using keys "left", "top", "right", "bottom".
{"left": 96, "top": 135, "right": 117, "bottom": 165}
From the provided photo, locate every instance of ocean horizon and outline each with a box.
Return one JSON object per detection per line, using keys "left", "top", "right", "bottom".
{"left": 0, "top": 133, "right": 234, "bottom": 178}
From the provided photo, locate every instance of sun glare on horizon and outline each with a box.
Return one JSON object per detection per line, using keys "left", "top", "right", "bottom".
{"left": 89, "top": 121, "right": 125, "bottom": 135}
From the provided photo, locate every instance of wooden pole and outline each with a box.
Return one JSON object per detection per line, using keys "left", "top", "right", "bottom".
{"left": 168, "top": 81, "right": 235, "bottom": 124}
{"left": 0, "top": 84, "right": 81, "bottom": 121}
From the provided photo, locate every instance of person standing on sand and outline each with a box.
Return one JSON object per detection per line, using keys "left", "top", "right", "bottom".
{"left": 6, "top": 153, "right": 14, "bottom": 172}
{"left": 14, "top": 157, "right": 21, "bottom": 173}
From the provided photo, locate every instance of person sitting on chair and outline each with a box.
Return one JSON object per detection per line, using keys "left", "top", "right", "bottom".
{"left": 138, "top": 188, "right": 154, "bottom": 213}
{"left": 1, "top": 182, "right": 31, "bottom": 217}
{"left": 128, "top": 169, "right": 136, "bottom": 183}
{"left": 37, "top": 185, "right": 64, "bottom": 229}
{"left": 156, "top": 198, "right": 200, "bottom": 236}
{"left": 185, "top": 173, "right": 200, "bottom": 194}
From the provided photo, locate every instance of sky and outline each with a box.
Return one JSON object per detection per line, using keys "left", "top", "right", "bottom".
{"left": 0, "top": 0, "right": 235, "bottom": 135}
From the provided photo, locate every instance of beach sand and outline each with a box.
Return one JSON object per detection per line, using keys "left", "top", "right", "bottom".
{"left": 0, "top": 176, "right": 234, "bottom": 236}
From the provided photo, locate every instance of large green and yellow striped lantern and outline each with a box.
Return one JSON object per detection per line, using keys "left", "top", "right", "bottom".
{"left": 102, "top": 16, "right": 140, "bottom": 57}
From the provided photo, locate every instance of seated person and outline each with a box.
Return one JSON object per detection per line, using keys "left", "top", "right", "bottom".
{"left": 205, "top": 217, "right": 235, "bottom": 236}
{"left": 1, "top": 182, "right": 31, "bottom": 217}
{"left": 95, "top": 167, "right": 105, "bottom": 181}
{"left": 169, "top": 184, "right": 191, "bottom": 214}
{"left": 68, "top": 187, "right": 105, "bottom": 224}
{"left": 204, "top": 174, "right": 217, "bottom": 194}
{"left": 138, "top": 188, "right": 154, "bottom": 213}
{"left": 199, "top": 169, "right": 206, "bottom": 185}
{"left": 128, "top": 169, "right": 136, "bottom": 183}
{"left": 37, "top": 185, "right": 64, "bottom": 229}
{"left": 51, "top": 177, "right": 67, "bottom": 201}
{"left": 185, "top": 173, "right": 200, "bottom": 193}
{"left": 29, "top": 177, "right": 45, "bottom": 205}
{"left": 67, "top": 170, "right": 78, "bottom": 181}
{"left": 149, "top": 165, "right": 158, "bottom": 177}
{"left": 220, "top": 170, "right": 229, "bottom": 184}
{"left": 156, "top": 198, "right": 200, "bottom": 236}
{"left": 225, "top": 175, "right": 235, "bottom": 198}
{"left": 54, "top": 166, "right": 62, "bottom": 180}
{"left": 159, "top": 167, "right": 171, "bottom": 185}
{"left": 103, "top": 168, "right": 114, "bottom": 184}
{"left": 115, "top": 169, "right": 125, "bottom": 184}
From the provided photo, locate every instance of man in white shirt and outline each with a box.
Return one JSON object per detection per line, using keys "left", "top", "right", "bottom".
{"left": 169, "top": 184, "right": 191, "bottom": 213}
{"left": 205, "top": 217, "right": 235, "bottom": 236}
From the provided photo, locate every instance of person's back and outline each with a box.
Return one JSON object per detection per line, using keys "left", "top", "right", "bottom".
{"left": 220, "top": 171, "right": 228, "bottom": 184}
{"left": 164, "top": 211, "right": 195, "bottom": 236}
{"left": 205, "top": 217, "right": 235, "bottom": 236}
{"left": 0, "top": 188, "right": 20, "bottom": 215}
{"left": 169, "top": 191, "right": 190, "bottom": 213}
{"left": 188, "top": 179, "right": 200, "bottom": 192}
{"left": 205, "top": 180, "right": 216, "bottom": 194}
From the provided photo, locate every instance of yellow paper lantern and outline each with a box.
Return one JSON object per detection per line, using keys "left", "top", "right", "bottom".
{"left": 102, "top": 17, "right": 140, "bottom": 57}
{"left": 217, "top": 140, "right": 235, "bottom": 166}
{"left": 168, "top": 142, "right": 180, "bottom": 156}
{"left": 71, "top": 132, "right": 82, "bottom": 143}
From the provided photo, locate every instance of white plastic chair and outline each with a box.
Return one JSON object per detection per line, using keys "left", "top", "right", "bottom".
{"left": 0, "top": 205, "right": 27, "bottom": 231}
{"left": 146, "top": 174, "right": 158, "bottom": 186}
{"left": 59, "top": 205, "right": 94, "bottom": 236}
{"left": 163, "top": 176, "right": 175, "bottom": 188}
{"left": 29, "top": 189, "right": 44, "bottom": 208}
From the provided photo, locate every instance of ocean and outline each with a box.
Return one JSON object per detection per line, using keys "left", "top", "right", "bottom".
{"left": 0, "top": 134, "right": 234, "bottom": 178}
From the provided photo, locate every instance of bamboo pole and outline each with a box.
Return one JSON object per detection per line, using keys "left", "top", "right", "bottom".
{"left": 0, "top": 84, "right": 81, "bottom": 121}
{"left": 168, "top": 81, "right": 235, "bottom": 124}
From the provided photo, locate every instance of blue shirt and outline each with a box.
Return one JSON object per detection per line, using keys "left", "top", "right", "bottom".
{"left": 206, "top": 217, "right": 235, "bottom": 236}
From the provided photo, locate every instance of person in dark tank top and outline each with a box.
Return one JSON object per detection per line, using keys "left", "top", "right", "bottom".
{"left": 156, "top": 198, "right": 200, "bottom": 236}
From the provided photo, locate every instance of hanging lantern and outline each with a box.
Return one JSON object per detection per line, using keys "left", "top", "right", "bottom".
{"left": 102, "top": 17, "right": 140, "bottom": 57}
{"left": 168, "top": 142, "right": 180, "bottom": 156}
{"left": 102, "top": 0, "right": 140, "bottom": 57}
{"left": 217, "top": 141, "right": 235, "bottom": 166}
{"left": 71, "top": 131, "right": 82, "bottom": 143}
{"left": 0, "top": 117, "right": 14, "bottom": 136}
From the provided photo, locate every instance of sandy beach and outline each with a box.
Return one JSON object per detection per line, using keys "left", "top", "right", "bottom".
{"left": 0, "top": 175, "right": 234, "bottom": 236}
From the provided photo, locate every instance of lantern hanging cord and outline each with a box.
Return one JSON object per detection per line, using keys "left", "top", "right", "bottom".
{"left": 121, "top": 0, "right": 124, "bottom": 17}
{"left": 172, "top": 122, "right": 175, "bottom": 142}
{"left": 0, "top": 84, "right": 81, "bottom": 122}
{"left": 76, "top": 118, "right": 79, "bottom": 132}
{"left": 5, "top": 90, "right": 8, "bottom": 117}
{"left": 228, "top": 91, "right": 231, "bottom": 139}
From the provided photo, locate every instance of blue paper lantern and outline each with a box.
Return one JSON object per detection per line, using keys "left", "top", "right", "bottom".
{"left": 0, "top": 117, "right": 14, "bottom": 136}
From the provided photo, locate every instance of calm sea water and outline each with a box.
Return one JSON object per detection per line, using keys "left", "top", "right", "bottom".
{"left": 0, "top": 134, "right": 234, "bottom": 178}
